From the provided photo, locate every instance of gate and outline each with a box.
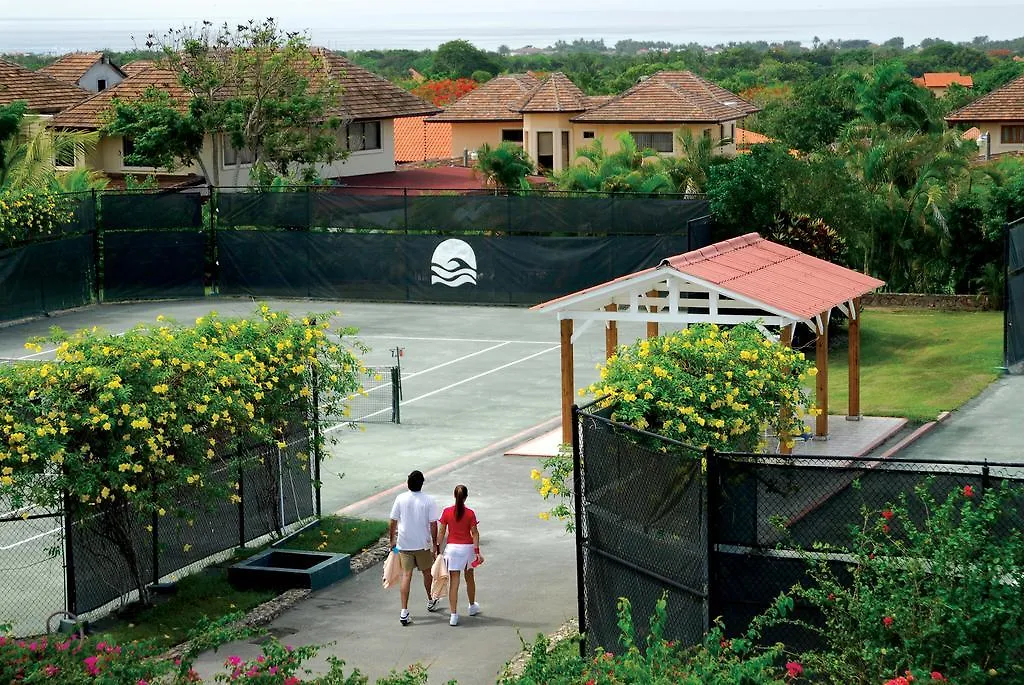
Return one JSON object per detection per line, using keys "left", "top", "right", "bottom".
{"left": 1006, "top": 217, "right": 1024, "bottom": 373}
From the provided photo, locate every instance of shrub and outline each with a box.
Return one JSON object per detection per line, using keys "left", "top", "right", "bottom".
{"left": 788, "top": 481, "right": 1024, "bottom": 684}
{"left": 0, "top": 188, "right": 74, "bottom": 246}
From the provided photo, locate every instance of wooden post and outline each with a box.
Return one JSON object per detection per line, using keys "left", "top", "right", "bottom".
{"left": 561, "top": 318, "right": 574, "bottom": 445}
{"left": 646, "top": 290, "right": 659, "bottom": 339}
{"left": 778, "top": 324, "right": 794, "bottom": 455}
{"left": 605, "top": 304, "right": 618, "bottom": 359}
{"left": 815, "top": 311, "right": 829, "bottom": 438}
{"left": 847, "top": 298, "right": 861, "bottom": 421}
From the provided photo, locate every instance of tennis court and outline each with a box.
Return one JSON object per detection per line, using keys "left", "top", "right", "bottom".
{"left": 0, "top": 297, "right": 646, "bottom": 633}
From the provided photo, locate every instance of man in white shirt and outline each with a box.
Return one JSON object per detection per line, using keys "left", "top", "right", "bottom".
{"left": 388, "top": 470, "right": 440, "bottom": 625}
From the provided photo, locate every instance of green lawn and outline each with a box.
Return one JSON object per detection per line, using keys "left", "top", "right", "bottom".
{"left": 825, "top": 309, "right": 1003, "bottom": 422}
{"left": 101, "top": 516, "right": 387, "bottom": 648}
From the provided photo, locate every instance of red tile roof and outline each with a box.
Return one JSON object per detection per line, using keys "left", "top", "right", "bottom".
{"left": 912, "top": 72, "right": 973, "bottom": 88}
{"left": 570, "top": 71, "right": 759, "bottom": 124}
{"left": 394, "top": 116, "right": 452, "bottom": 162}
{"left": 961, "top": 126, "right": 981, "bottom": 141}
{"left": 0, "top": 57, "right": 90, "bottom": 113}
{"left": 947, "top": 74, "right": 1024, "bottom": 122}
{"left": 427, "top": 74, "right": 540, "bottom": 122}
{"left": 532, "top": 233, "right": 884, "bottom": 320}
{"left": 51, "top": 68, "right": 186, "bottom": 129}
{"left": 510, "top": 72, "right": 588, "bottom": 112}
{"left": 736, "top": 127, "right": 774, "bottom": 145}
{"left": 40, "top": 52, "right": 125, "bottom": 85}
{"left": 121, "top": 60, "right": 156, "bottom": 76}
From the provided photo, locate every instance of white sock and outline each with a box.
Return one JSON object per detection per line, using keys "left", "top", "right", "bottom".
{"left": 401, "top": 609, "right": 409, "bottom": 617}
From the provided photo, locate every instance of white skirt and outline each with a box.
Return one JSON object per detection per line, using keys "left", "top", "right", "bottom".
{"left": 443, "top": 543, "right": 476, "bottom": 572}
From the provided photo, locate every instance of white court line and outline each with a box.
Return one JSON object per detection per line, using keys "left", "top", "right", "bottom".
{"left": 12, "top": 330, "right": 131, "bottom": 361}
{"left": 0, "top": 504, "right": 38, "bottom": 519}
{"left": 0, "top": 526, "right": 60, "bottom": 550}
{"left": 359, "top": 335, "right": 555, "bottom": 345}
{"left": 326, "top": 344, "right": 559, "bottom": 431}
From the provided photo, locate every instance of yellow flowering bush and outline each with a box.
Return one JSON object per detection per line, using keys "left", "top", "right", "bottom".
{"left": 590, "top": 323, "right": 815, "bottom": 451}
{"left": 0, "top": 188, "right": 74, "bottom": 246}
{"left": 0, "top": 306, "right": 366, "bottom": 600}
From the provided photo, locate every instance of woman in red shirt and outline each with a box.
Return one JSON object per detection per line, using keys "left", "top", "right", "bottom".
{"left": 436, "top": 484, "right": 483, "bottom": 626}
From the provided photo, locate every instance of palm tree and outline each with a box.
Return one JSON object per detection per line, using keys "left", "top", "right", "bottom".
{"left": 474, "top": 142, "right": 535, "bottom": 191}
{"left": 0, "top": 112, "right": 104, "bottom": 193}
{"left": 555, "top": 132, "right": 674, "bottom": 195}
{"left": 658, "top": 129, "right": 719, "bottom": 193}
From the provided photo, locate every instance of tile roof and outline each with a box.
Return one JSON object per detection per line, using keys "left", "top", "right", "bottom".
{"left": 736, "top": 127, "right": 774, "bottom": 145}
{"left": 0, "top": 58, "right": 90, "bottom": 113}
{"left": 393, "top": 116, "right": 452, "bottom": 162}
{"left": 532, "top": 233, "right": 884, "bottom": 320}
{"left": 40, "top": 52, "right": 125, "bottom": 85}
{"left": 121, "top": 60, "right": 156, "bottom": 76}
{"left": 317, "top": 51, "right": 440, "bottom": 120}
{"left": 510, "top": 72, "right": 588, "bottom": 112}
{"left": 912, "top": 72, "right": 973, "bottom": 88}
{"left": 52, "top": 51, "right": 440, "bottom": 129}
{"left": 961, "top": 126, "right": 981, "bottom": 141}
{"left": 570, "top": 71, "right": 760, "bottom": 123}
{"left": 426, "top": 74, "right": 540, "bottom": 122}
{"left": 947, "top": 74, "right": 1024, "bottom": 122}
{"left": 51, "top": 68, "right": 187, "bottom": 129}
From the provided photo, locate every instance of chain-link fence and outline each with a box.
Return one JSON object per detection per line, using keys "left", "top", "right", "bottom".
{"left": 1006, "top": 216, "right": 1024, "bottom": 373}
{"left": 574, "top": 404, "right": 1024, "bottom": 655}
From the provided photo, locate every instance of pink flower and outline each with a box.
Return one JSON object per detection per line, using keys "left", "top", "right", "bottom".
{"left": 883, "top": 616, "right": 894, "bottom": 628}
{"left": 885, "top": 678, "right": 910, "bottom": 685}
{"left": 44, "top": 665, "right": 59, "bottom": 677}
{"left": 964, "top": 485, "right": 974, "bottom": 498}
{"left": 227, "top": 655, "right": 242, "bottom": 666}
{"left": 931, "top": 673, "right": 946, "bottom": 681}
{"left": 269, "top": 666, "right": 279, "bottom": 675}
{"left": 83, "top": 655, "right": 100, "bottom": 676}
{"left": 285, "top": 678, "right": 300, "bottom": 685}
{"left": 137, "top": 680, "right": 149, "bottom": 685}
{"left": 256, "top": 655, "right": 265, "bottom": 663}
{"left": 882, "top": 509, "right": 894, "bottom": 520}
{"left": 786, "top": 661, "right": 803, "bottom": 678}
{"left": 883, "top": 524, "right": 891, "bottom": 533}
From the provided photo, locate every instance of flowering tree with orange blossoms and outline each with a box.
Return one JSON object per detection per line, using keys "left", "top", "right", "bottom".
{"left": 410, "top": 78, "right": 478, "bottom": 107}
{"left": 0, "top": 305, "right": 366, "bottom": 602}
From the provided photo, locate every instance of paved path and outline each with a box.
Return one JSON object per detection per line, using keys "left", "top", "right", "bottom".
{"left": 896, "top": 374, "right": 1024, "bottom": 463}
{"left": 191, "top": 443, "right": 576, "bottom": 685}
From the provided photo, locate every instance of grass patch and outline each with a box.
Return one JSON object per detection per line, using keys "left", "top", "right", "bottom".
{"left": 826, "top": 309, "right": 1003, "bottom": 421}
{"left": 100, "top": 517, "right": 387, "bottom": 649}
{"left": 281, "top": 516, "right": 388, "bottom": 554}
{"left": 101, "top": 570, "right": 275, "bottom": 648}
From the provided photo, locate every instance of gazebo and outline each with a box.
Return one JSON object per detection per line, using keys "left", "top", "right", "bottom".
{"left": 531, "top": 233, "right": 886, "bottom": 447}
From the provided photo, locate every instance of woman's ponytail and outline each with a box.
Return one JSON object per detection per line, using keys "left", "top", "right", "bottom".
{"left": 454, "top": 484, "right": 468, "bottom": 521}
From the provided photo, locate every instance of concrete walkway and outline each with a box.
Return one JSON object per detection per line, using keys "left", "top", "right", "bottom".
{"left": 191, "top": 442, "right": 577, "bottom": 684}
{"left": 896, "top": 374, "right": 1024, "bottom": 463}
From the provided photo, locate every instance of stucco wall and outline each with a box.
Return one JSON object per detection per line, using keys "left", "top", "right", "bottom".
{"left": 449, "top": 122, "right": 517, "bottom": 159}
{"left": 571, "top": 121, "right": 739, "bottom": 159}
{"left": 973, "top": 121, "right": 1024, "bottom": 157}
{"left": 78, "top": 63, "right": 125, "bottom": 92}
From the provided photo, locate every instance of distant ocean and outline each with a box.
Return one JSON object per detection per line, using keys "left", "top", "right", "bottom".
{"left": 3, "top": 4, "right": 1024, "bottom": 54}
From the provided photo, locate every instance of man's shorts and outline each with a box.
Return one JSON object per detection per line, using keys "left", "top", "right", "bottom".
{"left": 399, "top": 549, "right": 433, "bottom": 572}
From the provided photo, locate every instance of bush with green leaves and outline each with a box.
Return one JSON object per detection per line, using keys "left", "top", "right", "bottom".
{"left": 0, "top": 188, "right": 74, "bottom": 246}
{"left": 787, "top": 481, "right": 1024, "bottom": 684}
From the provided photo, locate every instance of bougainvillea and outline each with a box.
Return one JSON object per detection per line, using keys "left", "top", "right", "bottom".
{"left": 411, "top": 78, "right": 479, "bottom": 107}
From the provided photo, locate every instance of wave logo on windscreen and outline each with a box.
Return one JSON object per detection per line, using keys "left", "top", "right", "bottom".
{"left": 431, "top": 239, "right": 477, "bottom": 287}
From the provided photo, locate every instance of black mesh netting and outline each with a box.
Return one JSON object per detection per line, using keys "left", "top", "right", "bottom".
{"left": 1007, "top": 222, "right": 1024, "bottom": 372}
{"left": 99, "top": 192, "right": 203, "bottom": 230}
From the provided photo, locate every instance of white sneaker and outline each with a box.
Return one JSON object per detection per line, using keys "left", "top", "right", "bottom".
{"left": 400, "top": 610, "right": 411, "bottom": 626}
{"left": 468, "top": 602, "right": 481, "bottom": 616}
{"left": 426, "top": 597, "right": 440, "bottom": 612}
{"left": 449, "top": 612, "right": 459, "bottom": 626}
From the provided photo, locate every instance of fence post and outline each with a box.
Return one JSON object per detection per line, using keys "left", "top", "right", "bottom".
{"left": 704, "top": 445, "right": 718, "bottom": 631}
{"left": 403, "top": 188, "right": 409, "bottom": 233}
{"left": 982, "top": 459, "right": 991, "bottom": 496}
{"left": 151, "top": 508, "right": 160, "bottom": 586}
{"left": 92, "top": 188, "right": 102, "bottom": 304}
{"left": 62, "top": 488, "right": 77, "bottom": 616}
{"left": 209, "top": 185, "right": 219, "bottom": 296}
{"left": 571, "top": 404, "right": 587, "bottom": 658}
{"left": 237, "top": 459, "right": 246, "bottom": 548}
{"left": 1004, "top": 222, "right": 1010, "bottom": 371}
{"left": 311, "top": 324, "right": 323, "bottom": 520}
{"left": 506, "top": 193, "right": 512, "bottom": 235}
{"left": 391, "top": 366, "right": 402, "bottom": 424}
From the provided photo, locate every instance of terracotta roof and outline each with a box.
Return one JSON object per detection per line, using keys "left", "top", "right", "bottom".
{"left": 583, "top": 95, "right": 614, "bottom": 109}
{"left": 121, "top": 60, "right": 156, "bottom": 76}
{"left": 736, "top": 127, "right": 774, "bottom": 145}
{"left": 317, "top": 51, "right": 440, "bottom": 121}
{"left": 393, "top": 116, "right": 452, "bottom": 162}
{"left": 947, "top": 74, "right": 1024, "bottom": 122}
{"left": 39, "top": 52, "right": 125, "bottom": 85}
{"left": 0, "top": 58, "right": 90, "bottom": 113}
{"left": 510, "top": 72, "right": 587, "bottom": 112}
{"left": 51, "top": 68, "right": 186, "bottom": 129}
{"left": 961, "top": 126, "right": 981, "bottom": 141}
{"left": 52, "top": 51, "right": 440, "bottom": 129}
{"left": 570, "top": 71, "right": 760, "bottom": 124}
{"left": 532, "top": 233, "right": 884, "bottom": 321}
{"left": 426, "top": 74, "right": 540, "bottom": 122}
{"left": 912, "top": 72, "right": 973, "bottom": 88}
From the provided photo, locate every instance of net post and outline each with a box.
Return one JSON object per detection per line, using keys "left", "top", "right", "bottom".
{"left": 1004, "top": 221, "right": 1010, "bottom": 371}
{"left": 572, "top": 403, "right": 586, "bottom": 658}
{"left": 311, "top": 323, "right": 323, "bottom": 519}
{"left": 704, "top": 444, "right": 719, "bottom": 631}
{"left": 62, "top": 484, "right": 77, "bottom": 616}
{"left": 391, "top": 366, "right": 402, "bottom": 424}
{"left": 237, "top": 458, "right": 246, "bottom": 549}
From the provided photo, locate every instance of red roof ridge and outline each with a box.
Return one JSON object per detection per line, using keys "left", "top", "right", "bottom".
{"left": 661, "top": 232, "right": 764, "bottom": 269}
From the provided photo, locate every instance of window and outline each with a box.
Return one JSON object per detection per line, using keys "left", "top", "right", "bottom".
{"left": 536, "top": 131, "right": 554, "bottom": 170}
{"left": 121, "top": 137, "right": 136, "bottom": 164}
{"left": 631, "top": 132, "right": 673, "bottom": 153}
{"left": 501, "top": 129, "right": 524, "bottom": 143}
{"left": 223, "top": 142, "right": 255, "bottom": 167}
{"left": 561, "top": 130, "right": 570, "bottom": 170}
{"left": 1002, "top": 125, "right": 1024, "bottom": 145}
{"left": 582, "top": 131, "right": 595, "bottom": 139}
{"left": 97, "top": 79, "right": 107, "bottom": 91}
{"left": 55, "top": 145, "right": 75, "bottom": 168}
{"left": 345, "top": 121, "right": 382, "bottom": 151}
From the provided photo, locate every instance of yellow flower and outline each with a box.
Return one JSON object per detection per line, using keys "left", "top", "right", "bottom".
{"left": 808, "top": 367, "right": 819, "bottom": 376}
{"left": 182, "top": 424, "right": 193, "bottom": 433}
{"left": 183, "top": 544, "right": 192, "bottom": 552}
{"left": 530, "top": 469, "right": 541, "bottom": 480}
{"left": 538, "top": 512, "right": 550, "bottom": 521}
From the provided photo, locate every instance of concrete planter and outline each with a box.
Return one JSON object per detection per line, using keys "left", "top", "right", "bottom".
{"left": 228, "top": 549, "right": 351, "bottom": 592}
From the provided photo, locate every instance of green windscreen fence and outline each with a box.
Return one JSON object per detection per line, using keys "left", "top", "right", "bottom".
{"left": 0, "top": 193, "right": 97, "bottom": 323}
{"left": 217, "top": 231, "right": 699, "bottom": 304}
{"left": 98, "top": 191, "right": 207, "bottom": 301}
{"left": 1007, "top": 219, "right": 1024, "bottom": 373}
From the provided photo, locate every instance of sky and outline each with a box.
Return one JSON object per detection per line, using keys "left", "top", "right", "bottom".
{"left": 3, "top": 0, "right": 1024, "bottom": 52}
